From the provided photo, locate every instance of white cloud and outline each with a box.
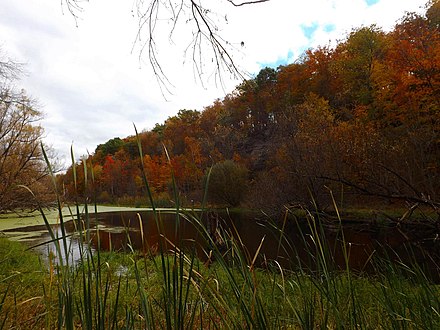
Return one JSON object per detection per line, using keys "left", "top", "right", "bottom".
{"left": 0, "top": 0, "right": 428, "bottom": 164}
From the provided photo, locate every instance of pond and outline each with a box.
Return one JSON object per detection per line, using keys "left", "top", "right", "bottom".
{"left": 2, "top": 209, "right": 439, "bottom": 281}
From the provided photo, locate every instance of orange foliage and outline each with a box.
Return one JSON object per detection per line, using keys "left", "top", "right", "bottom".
{"left": 59, "top": 2, "right": 440, "bottom": 208}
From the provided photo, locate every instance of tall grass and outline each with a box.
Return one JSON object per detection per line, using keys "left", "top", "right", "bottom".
{"left": 0, "top": 138, "right": 438, "bottom": 328}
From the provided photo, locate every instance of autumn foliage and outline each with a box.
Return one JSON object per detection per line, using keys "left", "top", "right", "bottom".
{"left": 59, "top": 2, "right": 440, "bottom": 210}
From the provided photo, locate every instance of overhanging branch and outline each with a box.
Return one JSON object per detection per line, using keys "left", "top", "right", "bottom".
{"left": 226, "top": 0, "right": 270, "bottom": 7}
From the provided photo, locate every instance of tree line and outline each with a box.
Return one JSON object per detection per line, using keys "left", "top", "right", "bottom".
{"left": 59, "top": 1, "right": 439, "bottom": 212}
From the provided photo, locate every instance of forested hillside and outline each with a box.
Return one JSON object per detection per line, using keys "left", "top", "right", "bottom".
{"left": 59, "top": 2, "right": 439, "bottom": 211}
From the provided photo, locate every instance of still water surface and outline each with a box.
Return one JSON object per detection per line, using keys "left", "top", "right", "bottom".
{"left": 3, "top": 210, "right": 439, "bottom": 280}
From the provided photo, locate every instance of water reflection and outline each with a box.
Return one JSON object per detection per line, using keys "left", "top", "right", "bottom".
{"left": 4, "top": 210, "right": 439, "bottom": 281}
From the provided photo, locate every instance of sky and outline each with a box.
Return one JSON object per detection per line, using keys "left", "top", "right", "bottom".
{"left": 0, "top": 0, "right": 427, "bottom": 166}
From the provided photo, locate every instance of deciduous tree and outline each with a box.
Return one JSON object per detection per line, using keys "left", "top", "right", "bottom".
{"left": 0, "top": 66, "right": 52, "bottom": 211}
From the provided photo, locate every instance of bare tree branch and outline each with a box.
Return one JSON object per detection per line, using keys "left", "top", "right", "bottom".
{"left": 0, "top": 50, "right": 23, "bottom": 81}
{"left": 226, "top": 0, "right": 270, "bottom": 7}
{"left": 61, "top": 0, "right": 271, "bottom": 92}
{"left": 316, "top": 175, "right": 440, "bottom": 208}
{"left": 60, "top": 0, "right": 84, "bottom": 25}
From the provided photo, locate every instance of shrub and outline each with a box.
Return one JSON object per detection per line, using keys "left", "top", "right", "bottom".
{"left": 206, "top": 160, "right": 248, "bottom": 207}
{"left": 97, "top": 190, "right": 113, "bottom": 203}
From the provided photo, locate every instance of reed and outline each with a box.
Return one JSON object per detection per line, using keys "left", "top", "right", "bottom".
{"left": 0, "top": 140, "right": 438, "bottom": 329}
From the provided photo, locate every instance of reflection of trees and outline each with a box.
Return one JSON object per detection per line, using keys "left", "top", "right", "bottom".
{"left": 91, "top": 229, "right": 145, "bottom": 252}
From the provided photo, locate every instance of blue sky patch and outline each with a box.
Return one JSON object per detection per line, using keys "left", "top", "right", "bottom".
{"left": 365, "top": 0, "right": 379, "bottom": 6}
{"left": 258, "top": 50, "right": 295, "bottom": 69}
{"left": 323, "top": 24, "right": 336, "bottom": 33}
{"left": 301, "top": 22, "right": 319, "bottom": 39}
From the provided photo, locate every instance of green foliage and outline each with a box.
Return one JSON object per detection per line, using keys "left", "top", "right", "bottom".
{"left": 255, "top": 67, "right": 277, "bottom": 90}
{"left": 426, "top": 0, "right": 440, "bottom": 27}
{"left": 0, "top": 238, "right": 43, "bottom": 283}
{"left": 123, "top": 139, "right": 139, "bottom": 158}
{"left": 152, "top": 123, "right": 165, "bottom": 136}
{"left": 1, "top": 210, "right": 439, "bottom": 329}
{"left": 333, "top": 25, "right": 386, "bottom": 106}
{"left": 206, "top": 160, "right": 248, "bottom": 207}
{"left": 95, "top": 137, "right": 124, "bottom": 156}
{"left": 1, "top": 142, "right": 439, "bottom": 327}
{"left": 3, "top": 3, "right": 440, "bottom": 328}
{"left": 57, "top": 1, "right": 440, "bottom": 212}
